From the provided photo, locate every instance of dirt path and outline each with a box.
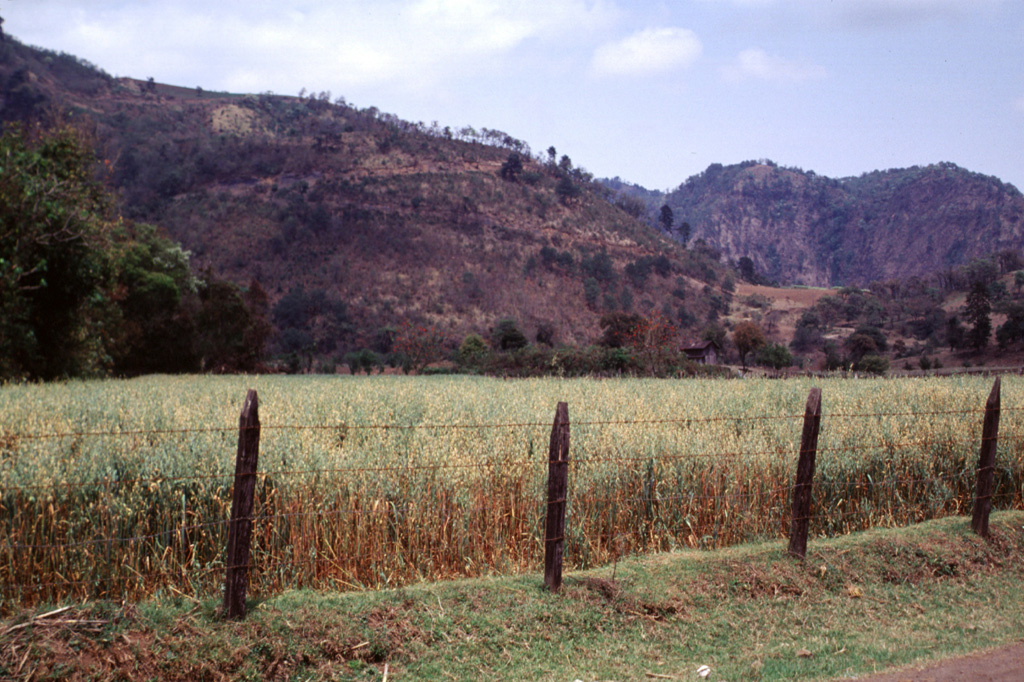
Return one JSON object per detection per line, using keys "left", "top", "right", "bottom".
{"left": 831, "top": 642, "right": 1024, "bottom": 681}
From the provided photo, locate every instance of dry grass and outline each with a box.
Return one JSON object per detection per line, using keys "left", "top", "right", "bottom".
{"left": 1, "top": 374, "right": 1022, "bottom": 610}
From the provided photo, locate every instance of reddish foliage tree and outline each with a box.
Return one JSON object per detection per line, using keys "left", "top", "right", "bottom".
{"left": 393, "top": 322, "right": 446, "bottom": 373}
{"left": 626, "top": 313, "right": 678, "bottom": 374}
{"left": 732, "top": 321, "right": 766, "bottom": 368}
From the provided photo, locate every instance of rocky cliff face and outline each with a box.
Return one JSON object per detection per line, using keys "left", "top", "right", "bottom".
{"left": 664, "top": 161, "right": 1024, "bottom": 286}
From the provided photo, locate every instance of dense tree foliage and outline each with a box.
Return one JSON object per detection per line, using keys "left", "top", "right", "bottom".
{"left": 491, "top": 318, "right": 528, "bottom": 351}
{"left": 964, "top": 280, "right": 992, "bottom": 352}
{"left": 659, "top": 205, "right": 674, "bottom": 233}
{"left": 996, "top": 303, "right": 1024, "bottom": 350}
{"left": 0, "top": 124, "right": 270, "bottom": 380}
{"left": 107, "top": 223, "right": 198, "bottom": 374}
{"left": 499, "top": 152, "right": 523, "bottom": 182}
{"left": 0, "top": 124, "right": 116, "bottom": 379}
{"left": 599, "top": 312, "right": 644, "bottom": 348}
{"left": 756, "top": 343, "right": 793, "bottom": 370}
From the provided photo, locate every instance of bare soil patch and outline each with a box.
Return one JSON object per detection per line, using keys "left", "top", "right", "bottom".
{"left": 835, "top": 642, "right": 1024, "bottom": 681}
{"left": 735, "top": 282, "right": 835, "bottom": 308}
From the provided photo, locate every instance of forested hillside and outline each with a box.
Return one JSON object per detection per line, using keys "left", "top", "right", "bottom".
{"left": 0, "top": 37, "right": 729, "bottom": 373}
{"left": 8, "top": 35, "right": 1024, "bottom": 379}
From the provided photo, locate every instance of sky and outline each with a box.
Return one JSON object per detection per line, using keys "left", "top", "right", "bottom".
{"left": 3, "top": 0, "right": 1023, "bottom": 192}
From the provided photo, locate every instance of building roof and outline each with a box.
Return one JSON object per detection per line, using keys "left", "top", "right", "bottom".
{"left": 681, "top": 339, "right": 720, "bottom": 352}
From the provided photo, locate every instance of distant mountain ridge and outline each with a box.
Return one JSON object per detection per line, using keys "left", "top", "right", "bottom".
{"left": 651, "top": 160, "right": 1024, "bottom": 287}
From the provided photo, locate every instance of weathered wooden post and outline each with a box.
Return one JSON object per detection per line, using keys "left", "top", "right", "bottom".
{"left": 544, "top": 401, "right": 570, "bottom": 593}
{"left": 223, "top": 389, "right": 260, "bottom": 619}
{"left": 788, "top": 387, "right": 822, "bottom": 560}
{"left": 971, "top": 378, "right": 1001, "bottom": 538}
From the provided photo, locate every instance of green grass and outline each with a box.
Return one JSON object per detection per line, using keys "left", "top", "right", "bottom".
{"left": 2, "top": 512, "right": 1022, "bottom": 681}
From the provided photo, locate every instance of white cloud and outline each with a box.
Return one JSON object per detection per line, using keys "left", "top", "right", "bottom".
{"left": 591, "top": 27, "right": 702, "bottom": 77}
{"left": 6, "top": 0, "right": 618, "bottom": 94}
{"left": 721, "top": 48, "right": 827, "bottom": 83}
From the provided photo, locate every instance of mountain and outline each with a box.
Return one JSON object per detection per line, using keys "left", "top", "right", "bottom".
{"left": 649, "top": 160, "right": 1024, "bottom": 287}
{"left": 0, "top": 37, "right": 728, "bottom": 355}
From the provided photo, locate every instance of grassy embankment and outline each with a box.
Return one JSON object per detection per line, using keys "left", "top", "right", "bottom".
{"left": 2, "top": 512, "right": 1023, "bottom": 681}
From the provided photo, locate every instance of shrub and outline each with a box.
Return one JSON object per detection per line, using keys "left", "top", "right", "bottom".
{"left": 535, "top": 323, "right": 556, "bottom": 347}
{"left": 491, "top": 319, "right": 528, "bottom": 351}
{"left": 458, "top": 334, "right": 490, "bottom": 366}
{"left": 855, "top": 354, "right": 890, "bottom": 376}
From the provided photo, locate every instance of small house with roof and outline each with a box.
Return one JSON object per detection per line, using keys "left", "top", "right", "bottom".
{"left": 682, "top": 340, "right": 720, "bottom": 365}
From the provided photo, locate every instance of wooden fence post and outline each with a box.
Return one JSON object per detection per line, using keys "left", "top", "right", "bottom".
{"left": 544, "top": 401, "right": 570, "bottom": 593}
{"left": 788, "top": 387, "right": 822, "bottom": 560}
{"left": 972, "top": 378, "right": 1001, "bottom": 538}
{"left": 223, "top": 389, "right": 260, "bottom": 619}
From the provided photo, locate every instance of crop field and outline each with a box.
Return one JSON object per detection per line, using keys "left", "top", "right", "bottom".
{"left": 1, "top": 374, "right": 1022, "bottom": 610}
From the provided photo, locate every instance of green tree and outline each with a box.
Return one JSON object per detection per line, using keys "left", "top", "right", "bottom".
{"left": 852, "top": 325, "right": 887, "bottom": 353}
{"left": 732, "top": 321, "right": 766, "bottom": 368}
{"left": 701, "top": 323, "right": 728, "bottom": 350}
{"left": 599, "top": 311, "right": 643, "bottom": 348}
{"left": 457, "top": 333, "right": 490, "bottom": 366}
{"left": 823, "top": 340, "right": 843, "bottom": 371}
{"left": 0, "top": 124, "right": 116, "bottom": 380}
{"left": 491, "top": 318, "right": 528, "bottom": 352}
{"left": 555, "top": 175, "right": 580, "bottom": 204}
{"left": 814, "top": 295, "right": 843, "bottom": 331}
{"left": 535, "top": 323, "right": 555, "bottom": 347}
{"left": 107, "top": 223, "right": 198, "bottom": 375}
{"left": 343, "top": 348, "right": 380, "bottom": 375}
{"left": 964, "top": 279, "right": 992, "bottom": 351}
{"left": 964, "top": 257, "right": 998, "bottom": 289}
{"left": 996, "top": 303, "right": 1024, "bottom": 349}
{"left": 271, "top": 285, "right": 352, "bottom": 356}
{"left": 581, "top": 250, "right": 616, "bottom": 283}
{"left": 659, "top": 205, "right": 674, "bottom": 233}
{"left": 946, "top": 314, "right": 966, "bottom": 350}
{"left": 757, "top": 343, "right": 793, "bottom": 370}
{"left": 843, "top": 332, "right": 877, "bottom": 365}
{"left": 499, "top": 152, "right": 523, "bottom": 182}
{"left": 737, "top": 256, "right": 758, "bottom": 283}
{"left": 678, "top": 222, "right": 691, "bottom": 246}
{"left": 790, "top": 309, "right": 822, "bottom": 352}
{"left": 194, "top": 278, "right": 270, "bottom": 372}
{"left": 854, "top": 354, "right": 889, "bottom": 375}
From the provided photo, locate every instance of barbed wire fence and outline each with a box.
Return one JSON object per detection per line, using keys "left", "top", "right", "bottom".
{"left": 1, "top": 379, "right": 1021, "bottom": 617}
